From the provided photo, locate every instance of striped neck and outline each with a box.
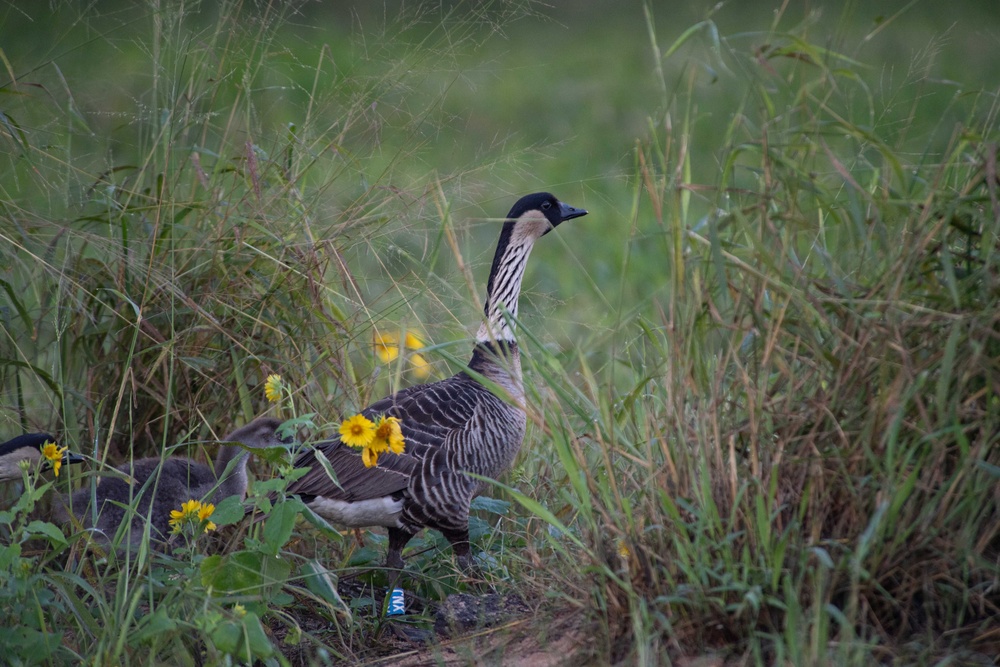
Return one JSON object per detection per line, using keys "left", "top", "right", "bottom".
{"left": 468, "top": 341, "right": 524, "bottom": 406}
{"left": 475, "top": 211, "right": 550, "bottom": 345}
{"left": 468, "top": 340, "right": 518, "bottom": 372}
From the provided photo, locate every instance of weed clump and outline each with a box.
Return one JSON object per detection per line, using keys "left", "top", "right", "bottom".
{"left": 521, "top": 10, "right": 1000, "bottom": 663}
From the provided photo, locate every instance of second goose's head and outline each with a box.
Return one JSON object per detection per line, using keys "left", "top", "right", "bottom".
{"left": 0, "top": 434, "right": 84, "bottom": 482}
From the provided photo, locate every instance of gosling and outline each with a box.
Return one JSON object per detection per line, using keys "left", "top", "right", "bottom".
{"left": 63, "top": 416, "right": 286, "bottom": 551}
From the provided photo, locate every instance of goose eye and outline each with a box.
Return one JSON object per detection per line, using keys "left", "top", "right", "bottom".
{"left": 541, "top": 201, "right": 551, "bottom": 210}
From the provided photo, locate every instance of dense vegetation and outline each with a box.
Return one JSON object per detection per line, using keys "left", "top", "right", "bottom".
{"left": 1, "top": 1, "right": 998, "bottom": 664}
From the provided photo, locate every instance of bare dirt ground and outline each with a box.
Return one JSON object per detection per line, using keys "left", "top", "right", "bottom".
{"left": 367, "top": 610, "right": 596, "bottom": 667}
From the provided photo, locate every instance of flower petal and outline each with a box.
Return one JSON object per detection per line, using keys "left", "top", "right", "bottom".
{"left": 198, "top": 503, "right": 215, "bottom": 521}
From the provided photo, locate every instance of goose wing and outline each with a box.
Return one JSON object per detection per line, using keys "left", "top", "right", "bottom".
{"left": 288, "top": 441, "right": 417, "bottom": 501}
{"left": 288, "top": 372, "right": 489, "bottom": 502}
{"left": 360, "top": 372, "right": 487, "bottom": 448}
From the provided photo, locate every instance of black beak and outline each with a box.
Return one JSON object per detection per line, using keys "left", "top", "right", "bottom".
{"left": 559, "top": 201, "right": 588, "bottom": 222}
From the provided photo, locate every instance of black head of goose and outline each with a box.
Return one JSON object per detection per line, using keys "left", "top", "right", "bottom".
{"left": 0, "top": 433, "right": 84, "bottom": 483}
{"left": 64, "top": 416, "right": 287, "bottom": 551}
{"left": 287, "top": 192, "right": 588, "bottom": 581}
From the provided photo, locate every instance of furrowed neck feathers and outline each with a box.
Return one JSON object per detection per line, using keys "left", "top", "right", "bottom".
{"left": 475, "top": 210, "right": 551, "bottom": 345}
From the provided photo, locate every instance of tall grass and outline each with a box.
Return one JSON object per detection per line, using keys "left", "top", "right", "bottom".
{"left": 1, "top": 0, "right": 998, "bottom": 664}
{"left": 512, "top": 5, "right": 1000, "bottom": 663}
{"left": 1, "top": 1, "right": 539, "bottom": 663}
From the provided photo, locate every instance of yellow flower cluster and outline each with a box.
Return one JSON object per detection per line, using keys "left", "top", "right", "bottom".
{"left": 374, "top": 331, "right": 431, "bottom": 380}
{"left": 338, "top": 413, "right": 405, "bottom": 468}
{"left": 40, "top": 441, "right": 68, "bottom": 477}
{"left": 169, "top": 498, "right": 217, "bottom": 535}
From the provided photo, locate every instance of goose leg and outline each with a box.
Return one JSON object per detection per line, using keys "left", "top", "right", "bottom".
{"left": 442, "top": 527, "right": 472, "bottom": 571}
{"left": 381, "top": 527, "right": 435, "bottom": 643}
{"left": 385, "top": 527, "right": 414, "bottom": 594}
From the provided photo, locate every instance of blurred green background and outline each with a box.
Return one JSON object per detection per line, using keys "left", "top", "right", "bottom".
{"left": 4, "top": 0, "right": 997, "bottom": 358}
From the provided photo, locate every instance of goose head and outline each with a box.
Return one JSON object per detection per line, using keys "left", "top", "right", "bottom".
{"left": 222, "top": 417, "right": 291, "bottom": 451}
{"left": 213, "top": 417, "right": 292, "bottom": 499}
{"left": 0, "top": 433, "right": 84, "bottom": 482}
{"left": 479, "top": 192, "right": 588, "bottom": 344}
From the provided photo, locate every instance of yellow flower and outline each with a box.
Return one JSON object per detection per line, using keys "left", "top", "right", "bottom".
{"left": 339, "top": 414, "right": 375, "bottom": 448}
{"left": 409, "top": 352, "right": 430, "bottom": 379}
{"left": 374, "top": 332, "right": 401, "bottom": 363}
{"left": 169, "top": 498, "right": 217, "bottom": 534}
{"left": 264, "top": 374, "right": 283, "bottom": 403}
{"left": 232, "top": 604, "right": 247, "bottom": 618}
{"left": 40, "top": 441, "right": 68, "bottom": 477}
{"left": 353, "top": 415, "right": 406, "bottom": 468}
{"left": 403, "top": 332, "right": 424, "bottom": 351}
{"left": 372, "top": 415, "right": 405, "bottom": 455}
{"left": 374, "top": 331, "right": 431, "bottom": 380}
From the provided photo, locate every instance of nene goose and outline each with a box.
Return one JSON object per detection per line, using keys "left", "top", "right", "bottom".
{"left": 287, "top": 192, "right": 588, "bottom": 580}
{"left": 0, "top": 433, "right": 84, "bottom": 482}
{"left": 63, "top": 417, "right": 286, "bottom": 550}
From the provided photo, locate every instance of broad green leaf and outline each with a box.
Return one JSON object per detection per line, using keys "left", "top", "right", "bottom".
{"left": 300, "top": 559, "right": 350, "bottom": 615}
{"left": 201, "top": 552, "right": 262, "bottom": 594}
{"left": 209, "top": 621, "right": 242, "bottom": 655}
{"left": 262, "top": 498, "right": 303, "bottom": 554}
{"left": 0, "top": 542, "right": 22, "bottom": 570}
{"left": 129, "top": 606, "right": 179, "bottom": 646}
{"left": 23, "top": 520, "right": 67, "bottom": 548}
{"left": 211, "top": 495, "right": 245, "bottom": 527}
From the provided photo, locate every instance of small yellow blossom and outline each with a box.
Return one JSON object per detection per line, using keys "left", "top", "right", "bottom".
{"left": 169, "top": 498, "right": 217, "bottom": 535}
{"left": 232, "top": 604, "right": 247, "bottom": 618}
{"left": 264, "top": 374, "right": 283, "bottom": 403}
{"left": 373, "top": 415, "right": 405, "bottom": 456}
{"left": 616, "top": 539, "right": 631, "bottom": 559}
{"left": 338, "top": 414, "right": 375, "bottom": 448}
{"left": 40, "top": 441, "right": 68, "bottom": 477}
{"left": 374, "top": 333, "right": 401, "bottom": 364}
{"left": 403, "top": 332, "right": 423, "bottom": 351}
{"left": 409, "top": 352, "right": 430, "bottom": 379}
{"left": 374, "top": 331, "right": 431, "bottom": 380}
